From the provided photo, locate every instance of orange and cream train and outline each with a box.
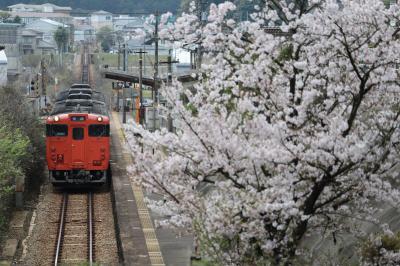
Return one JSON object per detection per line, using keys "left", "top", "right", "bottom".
{"left": 46, "top": 84, "right": 111, "bottom": 186}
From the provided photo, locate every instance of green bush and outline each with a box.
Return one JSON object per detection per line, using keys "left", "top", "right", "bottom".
{"left": 0, "top": 86, "right": 45, "bottom": 237}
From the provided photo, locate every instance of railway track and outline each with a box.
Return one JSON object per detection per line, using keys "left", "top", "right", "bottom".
{"left": 81, "top": 44, "right": 90, "bottom": 84}
{"left": 54, "top": 192, "right": 95, "bottom": 266}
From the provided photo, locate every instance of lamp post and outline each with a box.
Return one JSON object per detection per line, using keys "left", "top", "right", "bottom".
{"left": 122, "top": 42, "right": 128, "bottom": 124}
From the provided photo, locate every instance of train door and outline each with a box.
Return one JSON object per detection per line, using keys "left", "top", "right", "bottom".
{"left": 71, "top": 127, "right": 85, "bottom": 167}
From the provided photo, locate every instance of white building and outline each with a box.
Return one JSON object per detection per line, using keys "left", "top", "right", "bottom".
{"left": 10, "top": 11, "right": 73, "bottom": 25}
{"left": 8, "top": 3, "right": 71, "bottom": 14}
{"left": 113, "top": 16, "right": 144, "bottom": 32}
{"left": 0, "top": 23, "right": 21, "bottom": 80}
{"left": 8, "top": 3, "right": 72, "bottom": 25}
{"left": 90, "top": 10, "right": 113, "bottom": 30}
{"left": 0, "top": 50, "right": 7, "bottom": 86}
{"left": 73, "top": 16, "right": 90, "bottom": 27}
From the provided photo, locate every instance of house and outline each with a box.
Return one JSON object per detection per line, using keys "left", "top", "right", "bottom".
{"left": 25, "top": 19, "right": 69, "bottom": 51}
{"left": 0, "top": 23, "right": 22, "bottom": 80}
{"left": 8, "top": 3, "right": 72, "bottom": 25}
{"left": 121, "top": 19, "right": 146, "bottom": 34}
{"left": 8, "top": 3, "right": 71, "bottom": 15}
{"left": 20, "top": 28, "right": 55, "bottom": 55}
{"left": 73, "top": 16, "right": 90, "bottom": 27}
{"left": 0, "top": 49, "right": 7, "bottom": 86}
{"left": 113, "top": 16, "right": 144, "bottom": 32}
{"left": 10, "top": 11, "right": 73, "bottom": 25}
{"left": 90, "top": 10, "right": 113, "bottom": 30}
{"left": 20, "top": 28, "right": 39, "bottom": 54}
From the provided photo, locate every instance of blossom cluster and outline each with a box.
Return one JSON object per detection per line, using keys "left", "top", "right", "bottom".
{"left": 125, "top": 0, "right": 400, "bottom": 264}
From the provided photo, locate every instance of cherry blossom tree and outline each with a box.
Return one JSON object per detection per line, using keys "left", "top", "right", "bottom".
{"left": 125, "top": 0, "right": 400, "bottom": 264}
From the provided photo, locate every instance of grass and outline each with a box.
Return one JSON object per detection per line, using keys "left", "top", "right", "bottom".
{"left": 142, "top": 89, "right": 152, "bottom": 98}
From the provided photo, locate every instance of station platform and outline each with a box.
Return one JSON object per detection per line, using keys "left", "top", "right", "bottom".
{"left": 110, "top": 111, "right": 193, "bottom": 266}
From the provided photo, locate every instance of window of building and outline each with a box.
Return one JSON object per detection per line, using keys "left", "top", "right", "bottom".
{"left": 24, "top": 37, "right": 33, "bottom": 44}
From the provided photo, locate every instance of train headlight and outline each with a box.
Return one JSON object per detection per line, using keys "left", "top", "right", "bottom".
{"left": 54, "top": 116, "right": 60, "bottom": 122}
{"left": 97, "top": 116, "right": 103, "bottom": 122}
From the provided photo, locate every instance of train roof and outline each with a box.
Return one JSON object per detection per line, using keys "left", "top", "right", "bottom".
{"left": 67, "top": 93, "right": 92, "bottom": 100}
{"left": 52, "top": 88, "right": 108, "bottom": 116}
{"left": 51, "top": 102, "right": 108, "bottom": 116}
{"left": 70, "top": 83, "right": 91, "bottom": 89}
{"left": 69, "top": 88, "right": 92, "bottom": 94}
{"left": 55, "top": 89, "right": 105, "bottom": 103}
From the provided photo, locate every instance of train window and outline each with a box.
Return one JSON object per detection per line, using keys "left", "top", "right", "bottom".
{"left": 89, "top": 124, "right": 110, "bottom": 137}
{"left": 46, "top": 124, "right": 68, "bottom": 137}
{"left": 72, "top": 128, "right": 84, "bottom": 140}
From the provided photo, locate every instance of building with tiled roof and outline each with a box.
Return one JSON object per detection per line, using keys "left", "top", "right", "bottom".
{"left": 90, "top": 10, "right": 113, "bottom": 30}
{"left": 8, "top": 3, "right": 71, "bottom": 14}
{"left": 10, "top": 11, "right": 72, "bottom": 25}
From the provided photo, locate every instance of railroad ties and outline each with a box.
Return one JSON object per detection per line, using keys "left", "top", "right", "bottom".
{"left": 54, "top": 192, "right": 95, "bottom": 266}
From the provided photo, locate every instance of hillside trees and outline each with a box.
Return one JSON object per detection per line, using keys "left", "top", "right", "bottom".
{"left": 126, "top": 0, "right": 400, "bottom": 264}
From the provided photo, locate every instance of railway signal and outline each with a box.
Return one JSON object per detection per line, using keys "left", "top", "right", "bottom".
{"left": 30, "top": 80, "right": 35, "bottom": 96}
{"left": 36, "top": 75, "right": 40, "bottom": 96}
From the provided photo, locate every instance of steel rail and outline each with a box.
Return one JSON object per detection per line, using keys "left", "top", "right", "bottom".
{"left": 54, "top": 193, "right": 68, "bottom": 266}
{"left": 88, "top": 192, "right": 94, "bottom": 265}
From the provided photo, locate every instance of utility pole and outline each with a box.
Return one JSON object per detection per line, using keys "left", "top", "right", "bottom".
{"left": 135, "top": 49, "right": 147, "bottom": 126}
{"left": 152, "top": 11, "right": 159, "bottom": 131}
{"left": 159, "top": 50, "right": 179, "bottom": 75}
{"left": 116, "top": 81, "right": 122, "bottom": 112}
{"left": 196, "top": 0, "right": 207, "bottom": 69}
{"left": 159, "top": 50, "right": 179, "bottom": 132}
{"left": 118, "top": 42, "right": 121, "bottom": 70}
{"left": 40, "top": 59, "right": 46, "bottom": 108}
{"left": 122, "top": 43, "right": 128, "bottom": 124}
{"left": 167, "top": 71, "right": 173, "bottom": 132}
{"left": 143, "top": 45, "right": 146, "bottom": 76}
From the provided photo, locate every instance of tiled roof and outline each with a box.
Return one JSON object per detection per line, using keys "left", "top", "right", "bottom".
{"left": 37, "top": 39, "right": 55, "bottom": 49}
{"left": 8, "top": 3, "right": 71, "bottom": 11}
{"left": 91, "top": 10, "right": 112, "bottom": 15}
{"left": 21, "top": 28, "right": 42, "bottom": 36}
